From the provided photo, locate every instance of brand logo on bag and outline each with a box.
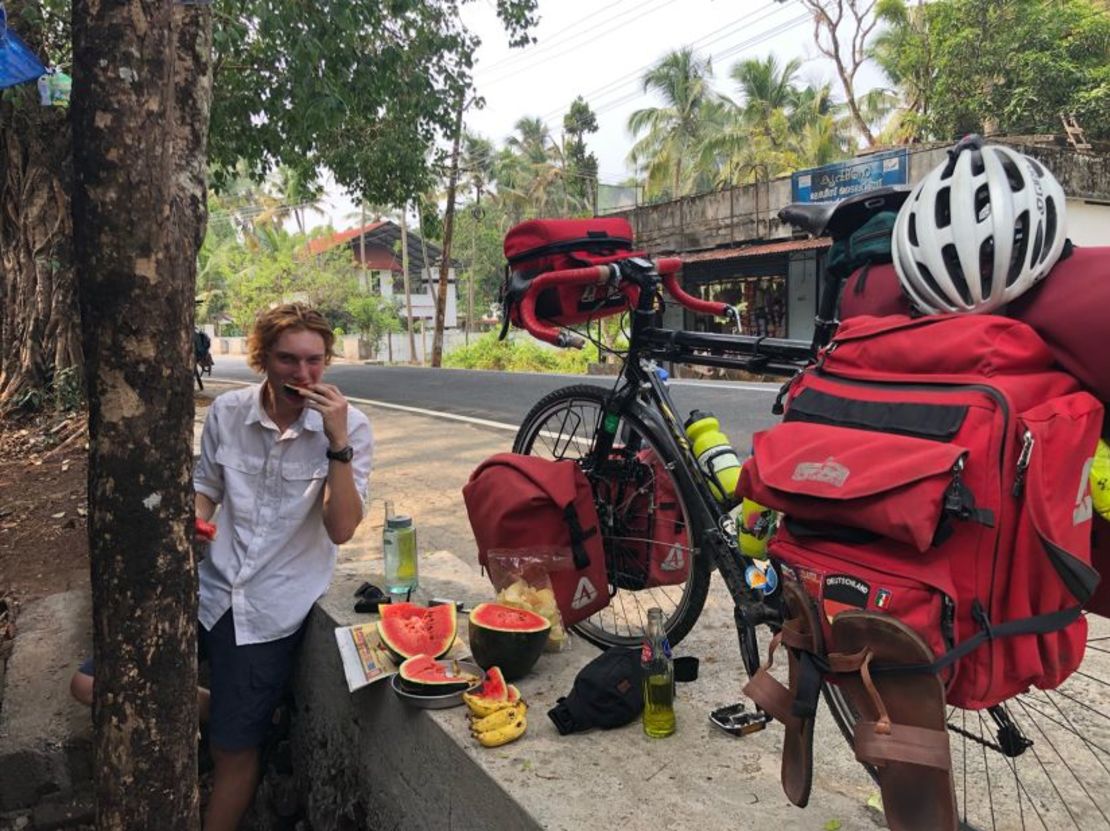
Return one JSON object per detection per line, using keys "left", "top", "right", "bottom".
{"left": 571, "top": 576, "right": 599, "bottom": 609}
{"left": 792, "top": 457, "right": 850, "bottom": 487}
{"left": 875, "top": 589, "right": 892, "bottom": 609}
{"left": 1075, "top": 457, "right": 1095, "bottom": 526}
{"left": 660, "top": 544, "right": 686, "bottom": 572}
{"left": 822, "top": 574, "right": 870, "bottom": 623}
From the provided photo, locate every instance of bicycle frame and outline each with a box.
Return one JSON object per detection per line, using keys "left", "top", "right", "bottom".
{"left": 576, "top": 258, "right": 823, "bottom": 677}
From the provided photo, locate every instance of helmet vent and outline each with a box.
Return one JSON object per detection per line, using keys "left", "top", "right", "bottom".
{"left": 941, "top": 244, "right": 973, "bottom": 306}
{"left": 1007, "top": 211, "right": 1031, "bottom": 287}
{"left": 974, "top": 184, "right": 992, "bottom": 222}
{"left": 1043, "top": 197, "right": 1058, "bottom": 255}
{"left": 1027, "top": 157, "right": 1046, "bottom": 177}
{"left": 1000, "top": 155, "right": 1025, "bottom": 191}
{"left": 908, "top": 214, "right": 918, "bottom": 247}
{"left": 935, "top": 187, "right": 952, "bottom": 228}
{"left": 978, "top": 238, "right": 995, "bottom": 298}
{"left": 917, "top": 262, "right": 948, "bottom": 307}
{"left": 1030, "top": 224, "right": 1045, "bottom": 268}
{"left": 969, "top": 151, "right": 985, "bottom": 177}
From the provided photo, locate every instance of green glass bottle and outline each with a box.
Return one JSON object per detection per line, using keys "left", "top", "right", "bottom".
{"left": 641, "top": 607, "right": 676, "bottom": 738}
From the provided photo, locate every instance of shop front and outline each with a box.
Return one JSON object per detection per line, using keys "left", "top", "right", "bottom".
{"left": 676, "top": 238, "right": 832, "bottom": 344}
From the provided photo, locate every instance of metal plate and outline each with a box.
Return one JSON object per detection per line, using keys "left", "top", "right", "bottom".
{"left": 389, "top": 661, "right": 485, "bottom": 710}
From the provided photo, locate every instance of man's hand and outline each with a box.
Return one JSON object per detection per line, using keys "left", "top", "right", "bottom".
{"left": 299, "top": 383, "right": 350, "bottom": 449}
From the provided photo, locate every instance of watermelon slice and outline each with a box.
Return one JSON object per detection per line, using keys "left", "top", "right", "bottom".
{"left": 378, "top": 602, "right": 457, "bottom": 660}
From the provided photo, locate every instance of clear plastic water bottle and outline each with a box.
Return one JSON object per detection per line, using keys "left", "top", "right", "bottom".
{"left": 383, "top": 515, "right": 418, "bottom": 597}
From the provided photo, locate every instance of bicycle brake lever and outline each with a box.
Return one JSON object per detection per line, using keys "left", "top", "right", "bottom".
{"left": 709, "top": 702, "right": 773, "bottom": 737}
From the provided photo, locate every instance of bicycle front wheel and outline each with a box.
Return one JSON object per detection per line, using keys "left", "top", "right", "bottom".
{"left": 513, "top": 384, "right": 711, "bottom": 650}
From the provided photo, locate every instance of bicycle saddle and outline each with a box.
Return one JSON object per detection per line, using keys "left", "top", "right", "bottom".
{"left": 778, "top": 186, "right": 911, "bottom": 241}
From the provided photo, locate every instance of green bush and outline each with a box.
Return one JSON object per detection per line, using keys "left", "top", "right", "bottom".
{"left": 444, "top": 331, "right": 600, "bottom": 374}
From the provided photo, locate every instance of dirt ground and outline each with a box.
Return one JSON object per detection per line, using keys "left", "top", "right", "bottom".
{"left": 0, "top": 394, "right": 213, "bottom": 611}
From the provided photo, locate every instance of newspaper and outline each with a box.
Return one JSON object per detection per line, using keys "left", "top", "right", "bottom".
{"left": 334, "top": 621, "right": 471, "bottom": 693}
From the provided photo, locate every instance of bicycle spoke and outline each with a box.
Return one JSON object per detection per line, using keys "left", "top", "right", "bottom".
{"left": 1013, "top": 697, "right": 1106, "bottom": 828}
{"left": 978, "top": 712, "right": 998, "bottom": 831}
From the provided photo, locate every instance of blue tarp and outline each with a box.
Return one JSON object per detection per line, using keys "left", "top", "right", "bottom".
{"left": 0, "top": 6, "right": 47, "bottom": 90}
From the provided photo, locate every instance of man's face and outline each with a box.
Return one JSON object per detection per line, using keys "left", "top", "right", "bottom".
{"left": 263, "top": 329, "right": 327, "bottom": 407}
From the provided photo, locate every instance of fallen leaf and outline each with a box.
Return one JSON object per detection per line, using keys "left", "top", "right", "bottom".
{"left": 824, "top": 821, "right": 842, "bottom": 831}
{"left": 51, "top": 511, "right": 66, "bottom": 519}
{"left": 866, "top": 792, "right": 883, "bottom": 812}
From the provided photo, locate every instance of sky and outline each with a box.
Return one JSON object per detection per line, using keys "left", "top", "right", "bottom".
{"left": 305, "top": 0, "right": 889, "bottom": 233}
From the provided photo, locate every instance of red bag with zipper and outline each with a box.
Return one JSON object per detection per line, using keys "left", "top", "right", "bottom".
{"left": 739, "top": 313, "right": 1103, "bottom": 709}
{"left": 463, "top": 453, "right": 609, "bottom": 626}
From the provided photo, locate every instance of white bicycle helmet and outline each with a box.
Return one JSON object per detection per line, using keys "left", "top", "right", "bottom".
{"left": 893, "top": 135, "right": 1067, "bottom": 314}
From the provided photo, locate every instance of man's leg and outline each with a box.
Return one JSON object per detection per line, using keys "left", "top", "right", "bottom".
{"left": 204, "top": 746, "right": 260, "bottom": 831}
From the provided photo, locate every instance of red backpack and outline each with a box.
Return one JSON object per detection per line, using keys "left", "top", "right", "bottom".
{"left": 500, "top": 217, "right": 643, "bottom": 335}
{"left": 462, "top": 453, "right": 609, "bottom": 626}
{"left": 600, "top": 448, "right": 691, "bottom": 590}
{"left": 739, "top": 314, "right": 1103, "bottom": 709}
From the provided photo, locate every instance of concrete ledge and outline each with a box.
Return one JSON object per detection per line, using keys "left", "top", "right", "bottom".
{"left": 0, "top": 592, "right": 91, "bottom": 813}
{"left": 290, "top": 557, "right": 878, "bottom": 831}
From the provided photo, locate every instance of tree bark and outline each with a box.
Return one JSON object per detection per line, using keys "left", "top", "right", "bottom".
{"left": 0, "top": 4, "right": 81, "bottom": 412}
{"left": 431, "top": 92, "right": 465, "bottom": 367}
{"left": 71, "top": 1, "right": 212, "bottom": 828}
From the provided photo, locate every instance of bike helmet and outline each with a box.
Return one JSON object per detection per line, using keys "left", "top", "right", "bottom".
{"left": 893, "top": 135, "right": 1067, "bottom": 315}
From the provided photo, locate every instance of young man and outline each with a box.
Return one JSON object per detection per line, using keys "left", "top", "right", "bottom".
{"left": 194, "top": 303, "right": 372, "bottom": 830}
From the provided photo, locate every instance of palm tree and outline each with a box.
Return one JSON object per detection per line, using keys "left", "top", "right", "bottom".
{"left": 627, "top": 48, "right": 719, "bottom": 201}
{"left": 731, "top": 54, "right": 804, "bottom": 131}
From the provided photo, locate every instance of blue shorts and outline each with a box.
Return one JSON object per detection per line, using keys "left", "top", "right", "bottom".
{"left": 200, "top": 610, "right": 305, "bottom": 752}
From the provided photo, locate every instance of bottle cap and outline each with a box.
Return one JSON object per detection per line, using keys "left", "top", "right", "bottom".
{"left": 683, "top": 409, "right": 714, "bottom": 429}
{"left": 386, "top": 515, "right": 413, "bottom": 529}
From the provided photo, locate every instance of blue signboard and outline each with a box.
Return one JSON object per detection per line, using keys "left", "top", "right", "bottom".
{"left": 791, "top": 149, "right": 908, "bottom": 203}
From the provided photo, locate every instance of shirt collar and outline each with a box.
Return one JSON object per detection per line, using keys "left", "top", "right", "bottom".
{"left": 246, "top": 383, "right": 325, "bottom": 434}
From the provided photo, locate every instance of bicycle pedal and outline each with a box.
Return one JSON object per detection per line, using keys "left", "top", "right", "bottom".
{"left": 709, "top": 703, "right": 773, "bottom": 737}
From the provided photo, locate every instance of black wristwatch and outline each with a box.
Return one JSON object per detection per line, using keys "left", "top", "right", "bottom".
{"left": 326, "top": 445, "right": 354, "bottom": 463}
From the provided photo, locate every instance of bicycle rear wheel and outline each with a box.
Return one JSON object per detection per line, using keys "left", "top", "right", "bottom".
{"left": 822, "top": 612, "right": 1110, "bottom": 830}
{"left": 513, "top": 384, "right": 711, "bottom": 650}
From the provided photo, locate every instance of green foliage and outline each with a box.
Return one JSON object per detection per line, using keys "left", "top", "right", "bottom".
{"left": 209, "top": 0, "right": 539, "bottom": 207}
{"left": 873, "top": 0, "right": 1110, "bottom": 141}
{"left": 346, "top": 295, "right": 402, "bottom": 343}
{"left": 13, "top": 364, "right": 83, "bottom": 413}
{"left": 444, "top": 331, "right": 598, "bottom": 374}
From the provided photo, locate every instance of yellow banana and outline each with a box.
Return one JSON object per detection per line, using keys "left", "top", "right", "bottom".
{"left": 470, "top": 703, "right": 527, "bottom": 734}
{"left": 462, "top": 692, "right": 514, "bottom": 718}
{"left": 474, "top": 714, "right": 527, "bottom": 748}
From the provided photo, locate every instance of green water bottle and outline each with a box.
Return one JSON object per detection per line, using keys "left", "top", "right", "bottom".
{"left": 383, "top": 515, "right": 418, "bottom": 597}
{"left": 684, "top": 410, "right": 743, "bottom": 506}
{"left": 641, "top": 607, "right": 676, "bottom": 738}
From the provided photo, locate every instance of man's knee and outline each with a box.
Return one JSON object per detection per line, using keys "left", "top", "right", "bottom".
{"left": 70, "top": 669, "right": 94, "bottom": 707}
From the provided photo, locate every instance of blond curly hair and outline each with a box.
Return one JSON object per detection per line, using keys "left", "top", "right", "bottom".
{"left": 246, "top": 303, "right": 336, "bottom": 372}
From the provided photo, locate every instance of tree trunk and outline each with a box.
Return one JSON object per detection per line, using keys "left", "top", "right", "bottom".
{"left": 431, "top": 92, "right": 465, "bottom": 367}
{"left": 71, "top": 1, "right": 212, "bottom": 828}
{"left": 0, "top": 19, "right": 81, "bottom": 412}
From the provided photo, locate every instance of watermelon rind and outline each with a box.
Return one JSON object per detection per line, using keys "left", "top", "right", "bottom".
{"left": 468, "top": 604, "right": 551, "bottom": 681}
{"left": 471, "top": 666, "right": 509, "bottom": 702}
{"left": 378, "top": 602, "right": 457, "bottom": 661}
{"left": 397, "top": 654, "right": 479, "bottom": 696}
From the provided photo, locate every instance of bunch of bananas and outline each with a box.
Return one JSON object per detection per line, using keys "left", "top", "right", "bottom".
{"left": 464, "top": 691, "right": 528, "bottom": 747}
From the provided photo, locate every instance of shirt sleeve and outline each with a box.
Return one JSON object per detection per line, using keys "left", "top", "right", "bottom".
{"left": 349, "top": 413, "right": 373, "bottom": 504}
{"left": 193, "top": 400, "right": 224, "bottom": 503}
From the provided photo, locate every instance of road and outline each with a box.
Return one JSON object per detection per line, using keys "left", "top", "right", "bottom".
{"left": 210, "top": 356, "right": 784, "bottom": 451}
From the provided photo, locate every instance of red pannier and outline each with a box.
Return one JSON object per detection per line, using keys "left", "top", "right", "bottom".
{"left": 462, "top": 453, "right": 609, "bottom": 626}
{"left": 500, "top": 217, "right": 643, "bottom": 334}
{"left": 600, "top": 448, "right": 691, "bottom": 590}
{"left": 739, "top": 314, "right": 1103, "bottom": 709}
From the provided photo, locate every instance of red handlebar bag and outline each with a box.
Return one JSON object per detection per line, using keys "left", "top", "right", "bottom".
{"left": 500, "top": 218, "right": 644, "bottom": 334}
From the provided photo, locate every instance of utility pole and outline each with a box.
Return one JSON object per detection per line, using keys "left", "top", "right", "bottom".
{"left": 432, "top": 90, "right": 466, "bottom": 367}
{"left": 400, "top": 204, "right": 417, "bottom": 363}
{"left": 359, "top": 203, "right": 368, "bottom": 291}
{"left": 467, "top": 184, "right": 482, "bottom": 346}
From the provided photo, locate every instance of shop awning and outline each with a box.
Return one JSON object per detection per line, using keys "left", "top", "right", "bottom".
{"left": 680, "top": 237, "right": 831, "bottom": 263}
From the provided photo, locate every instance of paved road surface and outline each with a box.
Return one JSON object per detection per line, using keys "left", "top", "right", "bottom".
{"left": 210, "top": 356, "right": 782, "bottom": 451}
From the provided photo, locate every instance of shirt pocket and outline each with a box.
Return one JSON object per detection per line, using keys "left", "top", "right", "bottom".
{"left": 281, "top": 458, "right": 329, "bottom": 510}
{"left": 216, "top": 446, "right": 264, "bottom": 477}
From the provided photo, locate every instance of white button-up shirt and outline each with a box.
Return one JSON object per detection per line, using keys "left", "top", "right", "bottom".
{"left": 194, "top": 383, "right": 373, "bottom": 644}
